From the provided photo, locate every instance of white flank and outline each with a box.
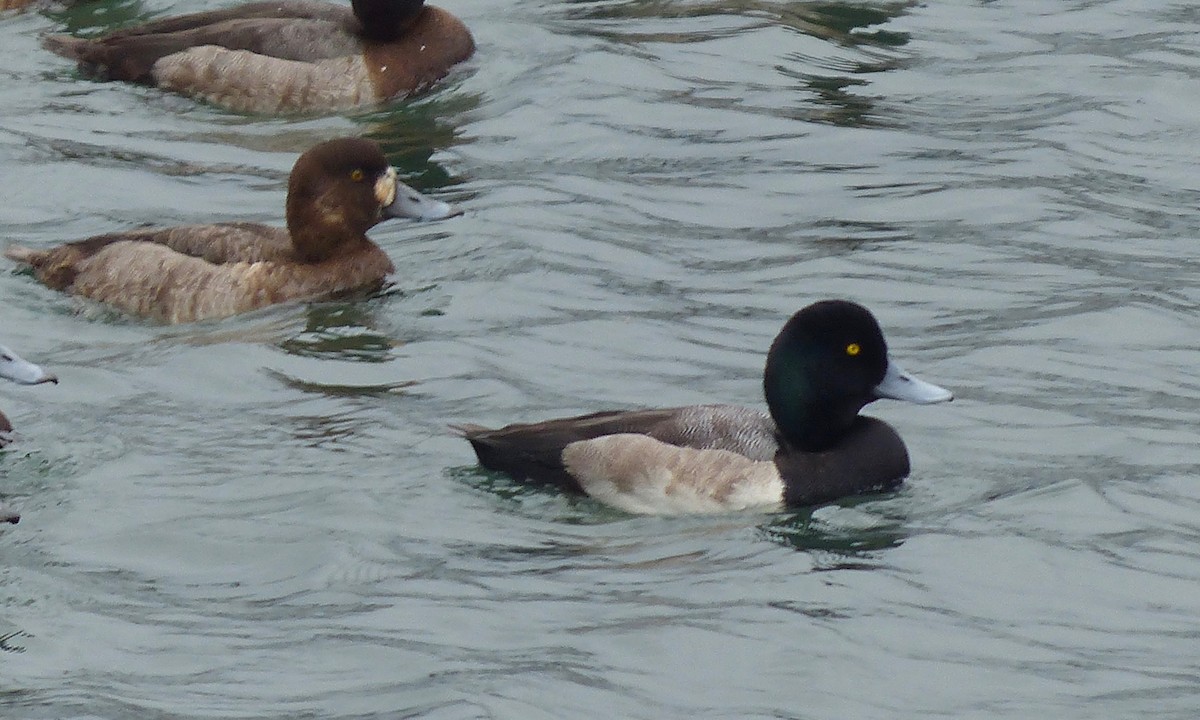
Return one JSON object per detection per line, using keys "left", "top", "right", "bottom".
{"left": 562, "top": 434, "right": 785, "bottom": 515}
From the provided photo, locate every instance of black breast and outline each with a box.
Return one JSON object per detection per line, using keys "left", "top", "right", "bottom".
{"left": 774, "top": 416, "right": 911, "bottom": 507}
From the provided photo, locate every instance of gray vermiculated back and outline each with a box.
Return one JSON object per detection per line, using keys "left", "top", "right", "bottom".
{"left": 656, "top": 404, "right": 779, "bottom": 461}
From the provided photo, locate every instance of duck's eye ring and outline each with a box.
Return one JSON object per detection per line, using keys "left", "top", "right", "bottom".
{"left": 350, "top": 169, "right": 365, "bottom": 182}
{"left": 846, "top": 343, "right": 861, "bottom": 357}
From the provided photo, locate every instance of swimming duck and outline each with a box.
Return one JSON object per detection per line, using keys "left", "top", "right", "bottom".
{"left": 456, "top": 300, "right": 953, "bottom": 514}
{"left": 4, "top": 137, "right": 461, "bottom": 324}
{"left": 42, "top": 0, "right": 474, "bottom": 114}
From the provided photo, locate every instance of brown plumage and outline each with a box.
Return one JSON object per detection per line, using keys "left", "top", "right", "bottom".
{"left": 5, "top": 137, "right": 462, "bottom": 324}
{"left": 41, "top": 0, "right": 475, "bottom": 114}
{"left": 0, "top": 0, "right": 79, "bottom": 10}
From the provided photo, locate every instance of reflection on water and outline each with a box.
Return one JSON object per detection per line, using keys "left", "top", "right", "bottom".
{"left": 451, "top": 464, "right": 608, "bottom": 521}
{"left": 561, "top": 0, "right": 911, "bottom": 45}
{"left": 45, "top": 0, "right": 153, "bottom": 33}
{"left": 560, "top": 0, "right": 912, "bottom": 126}
{"left": 267, "top": 367, "right": 417, "bottom": 397}
{"left": 278, "top": 303, "right": 397, "bottom": 362}
{"left": 360, "top": 103, "right": 476, "bottom": 189}
{"left": 760, "top": 503, "right": 907, "bottom": 555}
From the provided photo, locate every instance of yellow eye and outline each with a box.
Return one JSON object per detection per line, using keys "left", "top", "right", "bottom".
{"left": 350, "top": 169, "right": 365, "bottom": 182}
{"left": 846, "top": 343, "right": 861, "bottom": 357}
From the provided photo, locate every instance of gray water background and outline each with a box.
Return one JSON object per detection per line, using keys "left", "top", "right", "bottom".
{"left": 2, "top": 0, "right": 1200, "bottom": 717}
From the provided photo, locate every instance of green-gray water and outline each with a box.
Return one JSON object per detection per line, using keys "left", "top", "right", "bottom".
{"left": 2, "top": 1, "right": 1199, "bottom": 717}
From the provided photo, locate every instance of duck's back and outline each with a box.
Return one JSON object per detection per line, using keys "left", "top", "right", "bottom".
{"left": 44, "top": 2, "right": 358, "bottom": 80}
{"left": 43, "top": 3, "right": 475, "bottom": 113}
{"left": 6, "top": 224, "right": 393, "bottom": 323}
{"left": 97, "top": 1, "right": 351, "bottom": 39}
{"left": 154, "top": 6, "right": 474, "bottom": 113}
{"left": 457, "top": 404, "right": 780, "bottom": 491}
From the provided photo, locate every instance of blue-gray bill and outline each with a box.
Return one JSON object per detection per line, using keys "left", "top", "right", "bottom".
{"left": 873, "top": 359, "right": 952, "bottom": 404}
{"left": 0, "top": 345, "right": 57, "bottom": 386}
{"left": 384, "top": 177, "right": 463, "bottom": 221}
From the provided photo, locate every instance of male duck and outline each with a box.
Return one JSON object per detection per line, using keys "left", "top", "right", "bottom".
{"left": 456, "top": 300, "right": 953, "bottom": 514}
{"left": 5, "top": 137, "right": 461, "bottom": 324}
{"left": 42, "top": 0, "right": 474, "bottom": 113}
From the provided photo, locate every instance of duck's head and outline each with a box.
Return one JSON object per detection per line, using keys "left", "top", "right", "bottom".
{"left": 351, "top": 0, "right": 426, "bottom": 41}
{"left": 763, "top": 300, "right": 951, "bottom": 451}
{"left": 285, "top": 137, "right": 461, "bottom": 262}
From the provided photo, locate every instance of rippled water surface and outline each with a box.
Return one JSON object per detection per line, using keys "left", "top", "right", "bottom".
{"left": 2, "top": 0, "right": 1200, "bottom": 717}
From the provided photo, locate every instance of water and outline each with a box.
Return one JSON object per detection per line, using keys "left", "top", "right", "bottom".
{"left": 2, "top": 0, "right": 1200, "bottom": 717}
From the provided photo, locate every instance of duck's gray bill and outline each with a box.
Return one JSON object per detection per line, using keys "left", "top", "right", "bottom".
{"left": 384, "top": 180, "right": 463, "bottom": 221}
{"left": 874, "top": 359, "right": 952, "bottom": 404}
{"left": 0, "top": 345, "right": 57, "bottom": 386}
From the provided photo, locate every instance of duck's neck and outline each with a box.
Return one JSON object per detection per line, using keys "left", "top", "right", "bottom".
{"left": 286, "top": 192, "right": 376, "bottom": 263}
{"left": 764, "top": 361, "right": 865, "bottom": 453}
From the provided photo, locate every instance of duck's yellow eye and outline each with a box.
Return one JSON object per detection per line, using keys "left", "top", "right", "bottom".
{"left": 350, "top": 169, "right": 365, "bottom": 182}
{"left": 846, "top": 343, "right": 861, "bottom": 357}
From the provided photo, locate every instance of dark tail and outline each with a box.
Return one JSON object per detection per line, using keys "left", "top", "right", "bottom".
{"left": 42, "top": 34, "right": 91, "bottom": 61}
{"left": 42, "top": 33, "right": 162, "bottom": 83}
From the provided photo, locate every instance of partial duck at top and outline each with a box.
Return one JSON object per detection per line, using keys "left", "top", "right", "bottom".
{"left": 5, "top": 137, "right": 462, "bottom": 323}
{"left": 2, "top": 0, "right": 78, "bottom": 11}
{"left": 42, "top": 0, "right": 474, "bottom": 114}
{"left": 457, "top": 300, "right": 953, "bottom": 515}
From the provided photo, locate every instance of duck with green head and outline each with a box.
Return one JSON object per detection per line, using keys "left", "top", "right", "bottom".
{"left": 456, "top": 300, "right": 953, "bottom": 514}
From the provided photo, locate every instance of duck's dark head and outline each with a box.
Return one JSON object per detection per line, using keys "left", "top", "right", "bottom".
{"left": 285, "top": 137, "right": 460, "bottom": 262}
{"left": 763, "top": 300, "right": 951, "bottom": 451}
{"left": 351, "top": 0, "right": 426, "bottom": 41}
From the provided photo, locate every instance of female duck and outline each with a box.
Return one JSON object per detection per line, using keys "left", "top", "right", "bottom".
{"left": 5, "top": 137, "right": 460, "bottom": 324}
{"left": 456, "top": 300, "right": 953, "bottom": 514}
{"left": 42, "top": 0, "right": 474, "bottom": 114}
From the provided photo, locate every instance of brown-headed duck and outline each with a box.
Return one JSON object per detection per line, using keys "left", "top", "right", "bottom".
{"left": 42, "top": 0, "right": 474, "bottom": 114}
{"left": 456, "top": 300, "right": 954, "bottom": 515}
{"left": 5, "top": 137, "right": 462, "bottom": 324}
{"left": 0, "top": 343, "right": 57, "bottom": 457}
